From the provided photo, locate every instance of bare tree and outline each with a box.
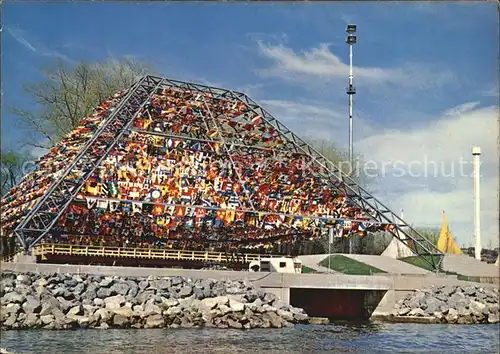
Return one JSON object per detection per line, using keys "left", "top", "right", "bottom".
{"left": 12, "top": 58, "right": 154, "bottom": 148}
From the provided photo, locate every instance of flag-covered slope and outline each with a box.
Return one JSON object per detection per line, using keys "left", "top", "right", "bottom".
{"left": 1, "top": 83, "right": 391, "bottom": 255}
{"left": 0, "top": 90, "right": 128, "bottom": 235}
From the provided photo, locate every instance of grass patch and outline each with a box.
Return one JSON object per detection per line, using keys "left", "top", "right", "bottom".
{"left": 400, "top": 255, "right": 444, "bottom": 272}
{"left": 301, "top": 265, "right": 320, "bottom": 274}
{"left": 318, "top": 255, "right": 386, "bottom": 275}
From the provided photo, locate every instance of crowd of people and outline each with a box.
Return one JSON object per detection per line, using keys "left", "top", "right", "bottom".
{"left": 1, "top": 85, "right": 392, "bottom": 256}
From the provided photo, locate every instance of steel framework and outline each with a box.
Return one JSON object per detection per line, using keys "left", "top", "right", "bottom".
{"left": 14, "top": 75, "right": 444, "bottom": 270}
{"left": 14, "top": 76, "right": 164, "bottom": 250}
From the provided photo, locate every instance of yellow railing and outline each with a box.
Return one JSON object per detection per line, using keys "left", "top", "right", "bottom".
{"left": 0, "top": 254, "right": 15, "bottom": 263}
{"left": 31, "top": 244, "right": 281, "bottom": 263}
{"left": 0, "top": 249, "right": 23, "bottom": 263}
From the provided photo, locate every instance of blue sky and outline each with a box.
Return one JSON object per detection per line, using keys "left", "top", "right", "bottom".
{"left": 2, "top": 2, "right": 499, "bottom": 247}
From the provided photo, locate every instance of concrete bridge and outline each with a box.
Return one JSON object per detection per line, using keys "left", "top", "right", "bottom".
{"left": 2, "top": 261, "right": 495, "bottom": 320}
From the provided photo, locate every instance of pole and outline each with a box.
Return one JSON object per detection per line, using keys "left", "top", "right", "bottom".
{"left": 345, "top": 25, "right": 356, "bottom": 254}
{"left": 348, "top": 44, "right": 354, "bottom": 170}
{"left": 347, "top": 35, "right": 354, "bottom": 255}
{"left": 472, "top": 147, "right": 481, "bottom": 260}
{"left": 329, "top": 228, "right": 333, "bottom": 273}
{"left": 397, "top": 209, "right": 404, "bottom": 258}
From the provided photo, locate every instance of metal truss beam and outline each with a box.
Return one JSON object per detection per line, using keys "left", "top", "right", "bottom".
{"left": 149, "top": 82, "right": 443, "bottom": 269}
{"left": 12, "top": 74, "right": 444, "bottom": 270}
{"left": 14, "top": 75, "right": 164, "bottom": 251}
{"left": 225, "top": 92, "right": 444, "bottom": 270}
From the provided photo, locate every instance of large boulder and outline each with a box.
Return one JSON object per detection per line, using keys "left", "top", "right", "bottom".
{"left": 94, "top": 308, "right": 113, "bottom": 324}
{"left": 73, "top": 283, "right": 86, "bottom": 296}
{"left": 96, "top": 287, "right": 113, "bottom": 299}
{"left": 104, "top": 295, "right": 126, "bottom": 310}
{"left": 100, "top": 278, "right": 114, "bottom": 288}
{"left": 178, "top": 286, "right": 193, "bottom": 298}
{"left": 2, "top": 292, "right": 25, "bottom": 304}
{"left": 23, "top": 313, "right": 40, "bottom": 328}
{"left": 145, "top": 314, "right": 165, "bottom": 328}
{"left": 5, "top": 303, "right": 21, "bottom": 315}
{"left": 16, "top": 274, "right": 32, "bottom": 286}
{"left": 229, "top": 299, "right": 245, "bottom": 313}
{"left": 161, "top": 298, "right": 179, "bottom": 308}
{"left": 67, "top": 305, "right": 84, "bottom": 316}
{"left": 144, "top": 302, "right": 162, "bottom": 316}
{"left": 112, "top": 314, "right": 130, "bottom": 328}
{"left": 263, "top": 312, "right": 284, "bottom": 328}
{"left": 110, "top": 282, "right": 130, "bottom": 296}
{"left": 23, "top": 295, "right": 42, "bottom": 313}
{"left": 40, "top": 314, "right": 55, "bottom": 326}
{"left": 111, "top": 307, "right": 133, "bottom": 318}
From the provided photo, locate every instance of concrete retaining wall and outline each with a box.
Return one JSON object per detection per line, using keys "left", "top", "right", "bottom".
{"left": 2, "top": 262, "right": 496, "bottom": 318}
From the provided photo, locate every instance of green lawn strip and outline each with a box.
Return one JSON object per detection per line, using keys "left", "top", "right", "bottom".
{"left": 318, "top": 255, "right": 386, "bottom": 275}
{"left": 301, "top": 265, "right": 320, "bottom": 273}
{"left": 400, "top": 255, "right": 446, "bottom": 272}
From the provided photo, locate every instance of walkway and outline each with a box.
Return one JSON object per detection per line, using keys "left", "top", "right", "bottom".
{"left": 442, "top": 254, "right": 500, "bottom": 278}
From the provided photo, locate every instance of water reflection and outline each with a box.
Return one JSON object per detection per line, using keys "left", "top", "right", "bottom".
{"left": 2, "top": 323, "right": 499, "bottom": 354}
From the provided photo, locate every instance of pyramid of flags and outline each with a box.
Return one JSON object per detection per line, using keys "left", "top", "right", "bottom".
{"left": 1, "top": 82, "right": 394, "bottom": 255}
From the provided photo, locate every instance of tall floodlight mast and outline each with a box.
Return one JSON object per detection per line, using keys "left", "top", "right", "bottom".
{"left": 346, "top": 24, "right": 357, "bottom": 172}
{"left": 346, "top": 24, "right": 357, "bottom": 254}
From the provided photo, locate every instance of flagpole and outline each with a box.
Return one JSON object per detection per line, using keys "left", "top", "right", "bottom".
{"left": 329, "top": 228, "right": 333, "bottom": 273}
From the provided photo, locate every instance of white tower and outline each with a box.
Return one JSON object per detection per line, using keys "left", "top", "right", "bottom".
{"left": 472, "top": 147, "right": 481, "bottom": 260}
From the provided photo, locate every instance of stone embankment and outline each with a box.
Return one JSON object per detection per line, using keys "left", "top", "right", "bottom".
{"left": 393, "top": 284, "right": 499, "bottom": 324}
{"left": 0, "top": 271, "right": 309, "bottom": 330}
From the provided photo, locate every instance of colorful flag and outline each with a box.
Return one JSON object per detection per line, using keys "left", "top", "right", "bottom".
{"left": 152, "top": 204, "right": 165, "bottom": 216}
{"left": 97, "top": 199, "right": 109, "bottom": 210}
{"left": 225, "top": 210, "right": 236, "bottom": 224}
{"left": 175, "top": 206, "right": 186, "bottom": 217}
{"left": 86, "top": 197, "right": 97, "bottom": 209}
{"left": 132, "top": 202, "right": 143, "bottom": 214}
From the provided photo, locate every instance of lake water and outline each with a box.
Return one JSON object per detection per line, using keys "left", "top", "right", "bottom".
{"left": 1, "top": 323, "right": 499, "bottom": 353}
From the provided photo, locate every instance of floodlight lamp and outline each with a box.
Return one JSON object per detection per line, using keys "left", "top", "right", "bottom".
{"left": 346, "top": 35, "right": 357, "bottom": 45}
{"left": 346, "top": 24, "right": 357, "bottom": 34}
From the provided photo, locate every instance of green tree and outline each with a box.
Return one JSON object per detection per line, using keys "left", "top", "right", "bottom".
{"left": 414, "top": 227, "right": 440, "bottom": 246}
{"left": 12, "top": 58, "right": 155, "bottom": 149}
{"left": 1, "top": 151, "right": 31, "bottom": 196}
{"left": 309, "top": 138, "right": 372, "bottom": 189}
{"left": 306, "top": 138, "right": 378, "bottom": 255}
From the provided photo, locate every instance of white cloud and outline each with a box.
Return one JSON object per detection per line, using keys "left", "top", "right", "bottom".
{"left": 479, "top": 86, "right": 499, "bottom": 98}
{"left": 443, "top": 101, "right": 480, "bottom": 117}
{"left": 6, "top": 26, "right": 74, "bottom": 64}
{"left": 7, "top": 27, "right": 37, "bottom": 52}
{"left": 356, "top": 103, "right": 499, "bottom": 248}
{"left": 259, "top": 99, "right": 374, "bottom": 144}
{"left": 357, "top": 104, "right": 498, "bottom": 168}
{"left": 256, "top": 42, "right": 457, "bottom": 90}
{"left": 389, "top": 177, "right": 498, "bottom": 248}
{"left": 259, "top": 98, "right": 499, "bottom": 248}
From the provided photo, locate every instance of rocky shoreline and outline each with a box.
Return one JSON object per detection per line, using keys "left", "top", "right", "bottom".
{"left": 0, "top": 272, "right": 309, "bottom": 330}
{"left": 392, "top": 284, "right": 499, "bottom": 324}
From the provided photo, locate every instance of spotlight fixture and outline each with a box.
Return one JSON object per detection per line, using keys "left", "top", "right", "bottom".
{"left": 346, "top": 34, "right": 357, "bottom": 45}
{"left": 346, "top": 24, "right": 357, "bottom": 34}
